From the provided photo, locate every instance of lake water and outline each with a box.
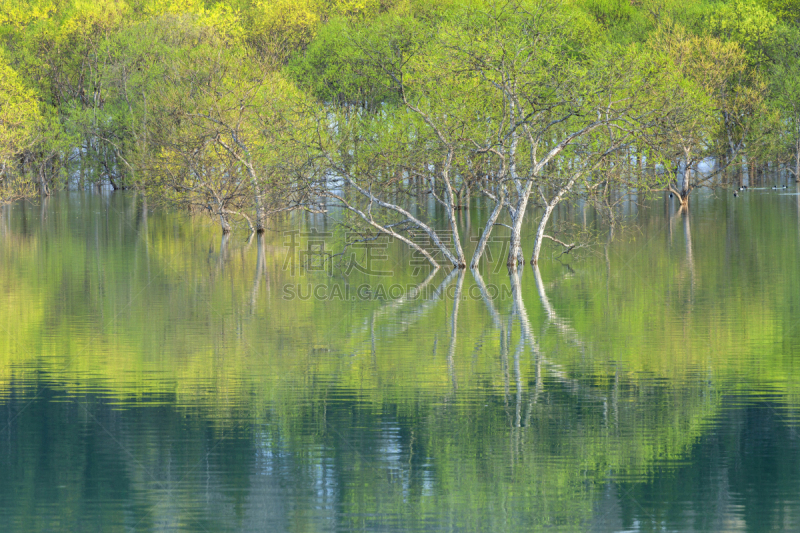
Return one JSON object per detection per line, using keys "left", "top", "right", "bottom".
{"left": 2, "top": 185, "right": 800, "bottom": 531}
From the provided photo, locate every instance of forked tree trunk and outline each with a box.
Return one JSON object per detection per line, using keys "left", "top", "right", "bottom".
{"left": 529, "top": 177, "right": 577, "bottom": 266}
{"left": 508, "top": 228, "right": 522, "bottom": 268}
{"left": 504, "top": 123, "right": 605, "bottom": 268}
{"left": 669, "top": 164, "right": 691, "bottom": 209}
{"left": 470, "top": 193, "right": 504, "bottom": 268}
{"left": 335, "top": 174, "right": 461, "bottom": 268}
{"left": 440, "top": 151, "right": 466, "bottom": 267}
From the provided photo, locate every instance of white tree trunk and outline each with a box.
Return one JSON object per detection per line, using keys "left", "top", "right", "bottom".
{"left": 217, "top": 196, "right": 232, "bottom": 234}
{"left": 440, "top": 150, "right": 466, "bottom": 267}
{"left": 470, "top": 194, "right": 505, "bottom": 268}
{"left": 530, "top": 177, "right": 576, "bottom": 265}
{"left": 507, "top": 210, "right": 526, "bottom": 268}
{"left": 530, "top": 204, "right": 555, "bottom": 266}
{"left": 341, "top": 176, "right": 461, "bottom": 267}
{"left": 327, "top": 189, "right": 441, "bottom": 269}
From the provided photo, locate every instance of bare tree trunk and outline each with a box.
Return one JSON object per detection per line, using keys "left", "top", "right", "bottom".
{"left": 681, "top": 148, "right": 692, "bottom": 196}
{"left": 326, "top": 188, "right": 442, "bottom": 269}
{"left": 217, "top": 199, "right": 231, "bottom": 234}
{"left": 253, "top": 180, "right": 266, "bottom": 233}
{"left": 530, "top": 204, "right": 555, "bottom": 266}
{"left": 334, "top": 177, "right": 459, "bottom": 267}
{"left": 506, "top": 104, "right": 526, "bottom": 269}
{"left": 507, "top": 209, "right": 526, "bottom": 268}
{"left": 219, "top": 215, "right": 231, "bottom": 234}
{"left": 39, "top": 167, "right": 51, "bottom": 197}
{"left": 440, "top": 150, "right": 466, "bottom": 267}
{"left": 470, "top": 193, "right": 505, "bottom": 268}
{"left": 530, "top": 177, "right": 577, "bottom": 266}
{"left": 669, "top": 167, "right": 691, "bottom": 209}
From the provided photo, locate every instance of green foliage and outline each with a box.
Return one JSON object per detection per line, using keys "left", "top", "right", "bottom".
{"left": 0, "top": 0, "right": 53, "bottom": 33}
{"left": 575, "top": 0, "right": 649, "bottom": 43}
{"left": 766, "top": 23, "right": 800, "bottom": 172}
{"left": 709, "top": 0, "right": 778, "bottom": 65}
{"left": 104, "top": 15, "right": 320, "bottom": 230}
{"left": 287, "top": 12, "right": 425, "bottom": 108}
{"left": 758, "top": 0, "right": 800, "bottom": 23}
{"left": 0, "top": 57, "right": 42, "bottom": 202}
{"left": 3, "top": 1, "right": 800, "bottom": 525}
{"left": 0, "top": 58, "right": 39, "bottom": 162}
{"left": 0, "top": 0, "right": 796, "bottom": 220}
{"left": 245, "top": 0, "right": 320, "bottom": 62}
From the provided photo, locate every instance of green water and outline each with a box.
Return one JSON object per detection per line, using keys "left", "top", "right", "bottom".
{"left": 2, "top": 187, "right": 800, "bottom": 532}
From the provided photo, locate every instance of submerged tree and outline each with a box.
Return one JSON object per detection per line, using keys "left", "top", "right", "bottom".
{"left": 429, "top": 0, "right": 681, "bottom": 267}
{"left": 648, "top": 23, "right": 766, "bottom": 206}
{"left": 304, "top": 12, "right": 470, "bottom": 269}
{"left": 297, "top": 0, "right": 678, "bottom": 270}
{"left": 115, "top": 15, "right": 319, "bottom": 234}
{"left": 2, "top": 0, "right": 796, "bottom": 275}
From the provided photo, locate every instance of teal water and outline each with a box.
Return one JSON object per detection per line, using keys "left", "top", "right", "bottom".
{"left": 1, "top": 187, "right": 800, "bottom": 531}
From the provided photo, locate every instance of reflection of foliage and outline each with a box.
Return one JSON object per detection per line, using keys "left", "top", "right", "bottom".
{"left": 3, "top": 192, "right": 800, "bottom": 528}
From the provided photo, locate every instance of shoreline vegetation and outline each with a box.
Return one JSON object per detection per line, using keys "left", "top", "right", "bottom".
{"left": 2, "top": 0, "right": 800, "bottom": 270}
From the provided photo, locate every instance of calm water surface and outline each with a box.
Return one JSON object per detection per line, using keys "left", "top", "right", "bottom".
{"left": 2, "top": 187, "right": 800, "bottom": 532}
